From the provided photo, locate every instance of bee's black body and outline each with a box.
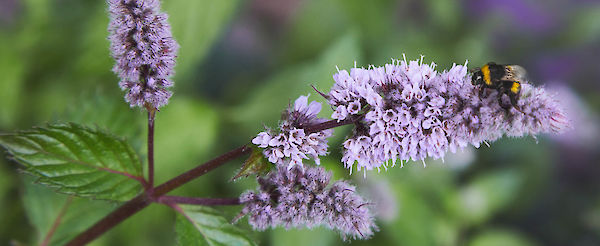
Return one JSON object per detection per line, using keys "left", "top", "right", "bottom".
{"left": 471, "top": 62, "right": 527, "bottom": 112}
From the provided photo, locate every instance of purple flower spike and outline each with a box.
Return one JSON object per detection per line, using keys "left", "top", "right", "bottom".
{"left": 239, "top": 166, "right": 377, "bottom": 240}
{"left": 329, "top": 57, "right": 569, "bottom": 174}
{"left": 252, "top": 95, "right": 333, "bottom": 169}
{"left": 107, "top": 0, "right": 179, "bottom": 110}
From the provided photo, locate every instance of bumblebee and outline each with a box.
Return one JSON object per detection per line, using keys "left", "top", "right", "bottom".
{"left": 471, "top": 62, "right": 527, "bottom": 112}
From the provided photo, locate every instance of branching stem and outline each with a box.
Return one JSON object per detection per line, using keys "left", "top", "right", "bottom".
{"left": 66, "top": 115, "right": 362, "bottom": 246}
{"left": 158, "top": 196, "right": 240, "bottom": 206}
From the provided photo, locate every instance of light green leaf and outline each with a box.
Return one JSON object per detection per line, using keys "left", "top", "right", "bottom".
{"left": 565, "top": 5, "right": 600, "bottom": 45}
{"left": 163, "top": 0, "right": 239, "bottom": 82}
{"left": 457, "top": 169, "right": 523, "bottom": 225}
{"left": 154, "top": 97, "right": 218, "bottom": 183}
{"left": 270, "top": 227, "right": 336, "bottom": 246}
{"left": 0, "top": 122, "right": 144, "bottom": 201}
{"left": 22, "top": 176, "right": 114, "bottom": 246}
{"left": 175, "top": 205, "right": 257, "bottom": 246}
{"left": 61, "top": 91, "right": 145, "bottom": 149}
{"left": 230, "top": 31, "right": 361, "bottom": 134}
{"left": 0, "top": 36, "right": 25, "bottom": 128}
{"left": 469, "top": 228, "right": 538, "bottom": 246}
{"left": 231, "top": 145, "right": 272, "bottom": 181}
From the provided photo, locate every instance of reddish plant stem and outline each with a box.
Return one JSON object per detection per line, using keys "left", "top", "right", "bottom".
{"left": 41, "top": 196, "right": 73, "bottom": 246}
{"left": 65, "top": 116, "right": 361, "bottom": 246}
{"left": 152, "top": 145, "right": 251, "bottom": 197}
{"left": 304, "top": 117, "right": 357, "bottom": 133}
{"left": 65, "top": 145, "right": 251, "bottom": 246}
{"left": 66, "top": 194, "right": 150, "bottom": 246}
{"left": 158, "top": 196, "right": 240, "bottom": 206}
{"left": 148, "top": 110, "right": 156, "bottom": 189}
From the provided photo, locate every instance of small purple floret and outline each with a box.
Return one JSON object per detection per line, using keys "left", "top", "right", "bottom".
{"left": 252, "top": 95, "right": 333, "bottom": 169}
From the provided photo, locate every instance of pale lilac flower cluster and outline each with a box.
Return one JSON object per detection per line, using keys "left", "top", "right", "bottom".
{"left": 107, "top": 0, "right": 179, "bottom": 109}
{"left": 252, "top": 95, "right": 333, "bottom": 170}
{"left": 328, "top": 57, "right": 569, "bottom": 174}
{"left": 239, "top": 166, "right": 377, "bottom": 240}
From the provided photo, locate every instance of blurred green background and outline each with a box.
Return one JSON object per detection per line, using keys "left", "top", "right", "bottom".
{"left": 1, "top": 0, "right": 600, "bottom": 245}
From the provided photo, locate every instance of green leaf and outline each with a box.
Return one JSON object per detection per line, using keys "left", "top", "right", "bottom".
{"left": 231, "top": 146, "right": 272, "bottom": 181}
{"left": 175, "top": 205, "right": 257, "bottom": 246}
{"left": 0, "top": 122, "right": 144, "bottom": 201}
{"left": 163, "top": 0, "right": 239, "bottom": 82}
{"left": 468, "top": 228, "right": 538, "bottom": 246}
{"left": 22, "top": 176, "right": 115, "bottom": 246}
{"left": 61, "top": 91, "right": 145, "bottom": 149}
{"left": 456, "top": 169, "right": 523, "bottom": 225}
{"left": 0, "top": 36, "right": 25, "bottom": 128}
{"left": 154, "top": 97, "right": 219, "bottom": 183}
{"left": 230, "top": 31, "right": 361, "bottom": 134}
{"left": 270, "top": 227, "right": 336, "bottom": 246}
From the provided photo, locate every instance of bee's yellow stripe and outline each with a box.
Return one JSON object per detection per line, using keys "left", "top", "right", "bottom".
{"left": 481, "top": 64, "right": 491, "bottom": 86}
{"left": 510, "top": 82, "right": 520, "bottom": 94}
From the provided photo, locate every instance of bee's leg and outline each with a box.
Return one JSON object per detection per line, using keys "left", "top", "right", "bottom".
{"left": 509, "top": 94, "right": 524, "bottom": 113}
{"left": 498, "top": 93, "right": 510, "bottom": 110}
{"left": 480, "top": 87, "right": 489, "bottom": 98}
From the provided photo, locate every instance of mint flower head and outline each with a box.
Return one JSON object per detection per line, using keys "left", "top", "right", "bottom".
{"left": 107, "top": 0, "right": 179, "bottom": 110}
{"left": 328, "top": 57, "right": 569, "bottom": 174}
{"left": 252, "top": 95, "right": 333, "bottom": 170}
{"left": 239, "top": 166, "right": 377, "bottom": 240}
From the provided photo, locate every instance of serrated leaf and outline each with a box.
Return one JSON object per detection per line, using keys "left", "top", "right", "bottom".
{"left": 175, "top": 205, "right": 256, "bottom": 246}
{"left": 231, "top": 146, "right": 272, "bottom": 181}
{"left": 21, "top": 176, "right": 114, "bottom": 246}
{"left": 0, "top": 122, "right": 144, "bottom": 201}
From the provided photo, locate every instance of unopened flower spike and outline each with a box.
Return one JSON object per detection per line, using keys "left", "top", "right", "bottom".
{"left": 328, "top": 57, "right": 570, "bottom": 173}
{"left": 107, "top": 0, "right": 179, "bottom": 110}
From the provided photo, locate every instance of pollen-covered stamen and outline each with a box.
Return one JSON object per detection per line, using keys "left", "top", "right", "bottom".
{"left": 348, "top": 101, "right": 361, "bottom": 114}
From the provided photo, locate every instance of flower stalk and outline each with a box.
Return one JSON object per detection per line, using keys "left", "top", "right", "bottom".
{"left": 147, "top": 110, "right": 156, "bottom": 189}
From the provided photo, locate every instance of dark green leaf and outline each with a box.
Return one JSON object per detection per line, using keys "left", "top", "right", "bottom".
{"left": 231, "top": 146, "right": 272, "bottom": 181}
{"left": 175, "top": 205, "right": 256, "bottom": 246}
{"left": 0, "top": 122, "right": 144, "bottom": 201}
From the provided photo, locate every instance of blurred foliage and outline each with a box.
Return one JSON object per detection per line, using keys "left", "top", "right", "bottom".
{"left": 1, "top": 0, "right": 599, "bottom": 245}
{"left": 21, "top": 176, "right": 115, "bottom": 246}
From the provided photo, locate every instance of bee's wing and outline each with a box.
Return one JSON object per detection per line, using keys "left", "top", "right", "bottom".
{"left": 505, "top": 65, "right": 528, "bottom": 83}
